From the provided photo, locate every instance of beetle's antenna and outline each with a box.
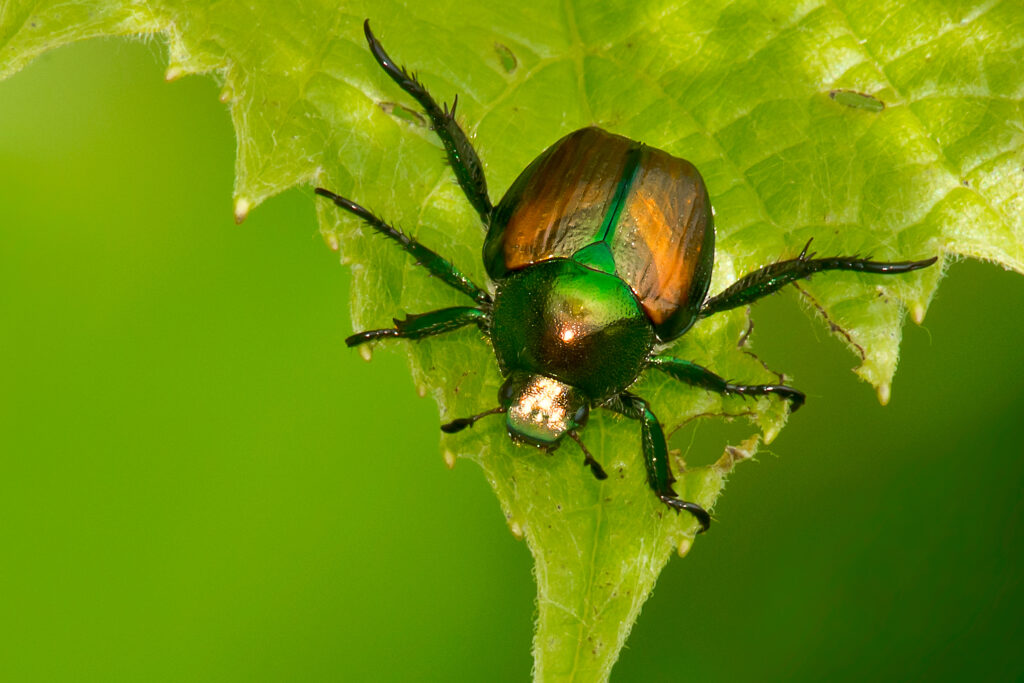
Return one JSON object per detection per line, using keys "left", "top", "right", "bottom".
{"left": 570, "top": 431, "right": 608, "bottom": 481}
{"left": 441, "top": 406, "right": 504, "bottom": 433}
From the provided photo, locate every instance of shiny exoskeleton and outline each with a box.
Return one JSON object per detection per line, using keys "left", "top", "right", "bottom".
{"left": 315, "top": 21, "right": 938, "bottom": 532}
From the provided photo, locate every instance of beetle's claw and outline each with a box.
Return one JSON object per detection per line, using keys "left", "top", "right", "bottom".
{"left": 659, "top": 495, "right": 711, "bottom": 533}
{"left": 441, "top": 418, "right": 472, "bottom": 433}
{"left": 585, "top": 456, "right": 608, "bottom": 480}
{"left": 775, "top": 386, "right": 806, "bottom": 412}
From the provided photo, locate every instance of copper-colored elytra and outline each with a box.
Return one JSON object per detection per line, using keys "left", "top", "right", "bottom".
{"left": 615, "top": 151, "right": 710, "bottom": 325}
{"left": 498, "top": 127, "right": 712, "bottom": 333}
{"left": 503, "top": 129, "right": 630, "bottom": 270}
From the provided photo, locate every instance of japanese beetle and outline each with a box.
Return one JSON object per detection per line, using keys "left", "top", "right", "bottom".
{"left": 316, "top": 21, "right": 937, "bottom": 532}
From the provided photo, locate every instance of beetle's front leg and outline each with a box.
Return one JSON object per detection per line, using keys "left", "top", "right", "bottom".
{"left": 699, "top": 239, "right": 937, "bottom": 318}
{"left": 648, "top": 355, "right": 805, "bottom": 411}
{"left": 315, "top": 188, "right": 490, "bottom": 305}
{"left": 346, "top": 306, "right": 486, "bottom": 347}
{"left": 605, "top": 392, "right": 711, "bottom": 532}
{"left": 363, "top": 20, "right": 493, "bottom": 224}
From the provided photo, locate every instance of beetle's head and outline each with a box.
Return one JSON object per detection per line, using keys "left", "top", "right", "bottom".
{"left": 499, "top": 372, "right": 589, "bottom": 447}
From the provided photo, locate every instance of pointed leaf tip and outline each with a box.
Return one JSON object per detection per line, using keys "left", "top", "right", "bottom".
{"left": 164, "top": 65, "right": 185, "bottom": 82}
{"left": 233, "top": 197, "right": 250, "bottom": 224}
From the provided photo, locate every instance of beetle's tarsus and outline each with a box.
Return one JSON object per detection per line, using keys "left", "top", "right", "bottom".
{"left": 726, "top": 383, "right": 806, "bottom": 412}
{"left": 345, "top": 329, "right": 398, "bottom": 347}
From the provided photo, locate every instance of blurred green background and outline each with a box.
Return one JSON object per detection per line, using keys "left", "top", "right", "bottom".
{"left": 1, "top": 39, "right": 1022, "bottom": 682}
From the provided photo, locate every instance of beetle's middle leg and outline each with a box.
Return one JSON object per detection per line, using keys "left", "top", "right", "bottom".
{"left": 700, "top": 239, "right": 937, "bottom": 318}
{"left": 648, "top": 355, "right": 805, "bottom": 411}
{"left": 604, "top": 392, "right": 711, "bottom": 532}
{"left": 363, "top": 20, "right": 493, "bottom": 224}
{"left": 315, "top": 188, "right": 490, "bottom": 305}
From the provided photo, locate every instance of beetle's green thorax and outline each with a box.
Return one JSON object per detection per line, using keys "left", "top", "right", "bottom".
{"left": 490, "top": 259, "right": 654, "bottom": 401}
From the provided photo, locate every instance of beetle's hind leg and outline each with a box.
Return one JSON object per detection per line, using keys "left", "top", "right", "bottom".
{"left": 363, "top": 20, "right": 493, "bottom": 224}
{"left": 648, "top": 355, "right": 805, "bottom": 411}
{"left": 605, "top": 393, "right": 711, "bottom": 533}
{"left": 315, "top": 188, "right": 490, "bottom": 305}
{"left": 700, "top": 239, "right": 938, "bottom": 318}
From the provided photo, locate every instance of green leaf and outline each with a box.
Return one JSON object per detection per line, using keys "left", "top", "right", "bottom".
{"left": 2, "top": 1, "right": 1021, "bottom": 681}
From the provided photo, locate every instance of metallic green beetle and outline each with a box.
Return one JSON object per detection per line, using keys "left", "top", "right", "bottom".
{"left": 316, "top": 21, "right": 937, "bottom": 531}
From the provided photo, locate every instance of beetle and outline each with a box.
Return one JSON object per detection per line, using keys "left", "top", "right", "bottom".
{"left": 315, "top": 21, "right": 937, "bottom": 532}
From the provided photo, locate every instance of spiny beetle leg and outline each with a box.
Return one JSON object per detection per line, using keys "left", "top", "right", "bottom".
{"left": 604, "top": 392, "right": 711, "bottom": 533}
{"left": 346, "top": 306, "right": 486, "bottom": 347}
{"left": 315, "top": 188, "right": 490, "bottom": 305}
{"left": 363, "top": 20, "right": 493, "bottom": 224}
{"left": 648, "top": 355, "right": 806, "bottom": 412}
{"left": 700, "top": 238, "right": 938, "bottom": 318}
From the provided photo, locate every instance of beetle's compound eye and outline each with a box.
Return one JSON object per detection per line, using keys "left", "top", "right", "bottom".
{"left": 499, "top": 373, "right": 588, "bottom": 446}
{"left": 572, "top": 403, "right": 590, "bottom": 429}
{"left": 499, "top": 376, "right": 519, "bottom": 406}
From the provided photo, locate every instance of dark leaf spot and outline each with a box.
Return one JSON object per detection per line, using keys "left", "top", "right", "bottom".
{"left": 378, "top": 101, "right": 426, "bottom": 127}
{"left": 828, "top": 89, "right": 885, "bottom": 113}
{"left": 494, "top": 43, "right": 517, "bottom": 73}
